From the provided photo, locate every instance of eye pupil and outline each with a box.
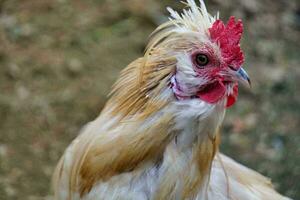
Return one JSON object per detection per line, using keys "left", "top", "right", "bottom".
{"left": 195, "top": 54, "right": 209, "bottom": 67}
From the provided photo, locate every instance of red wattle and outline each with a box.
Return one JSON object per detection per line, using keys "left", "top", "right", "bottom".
{"left": 197, "top": 81, "right": 226, "bottom": 104}
{"left": 226, "top": 84, "right": 238, "bottom": 108}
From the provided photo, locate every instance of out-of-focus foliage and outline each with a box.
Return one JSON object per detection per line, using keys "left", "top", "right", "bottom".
{"left": 0, "top": 0, "right": 299, "bottom": 199}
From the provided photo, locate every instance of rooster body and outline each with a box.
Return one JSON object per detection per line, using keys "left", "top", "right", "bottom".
{"left": 53, "top": 1, "right": 291, "bottom": 199}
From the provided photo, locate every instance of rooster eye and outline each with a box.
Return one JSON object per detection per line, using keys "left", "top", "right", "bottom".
{"left": 195, "top": 54, "right": 209, "bottom": 67}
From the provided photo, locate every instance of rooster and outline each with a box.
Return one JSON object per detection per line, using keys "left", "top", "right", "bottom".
{"left": 53, "top": 1, "right": 291, "bottom": 199}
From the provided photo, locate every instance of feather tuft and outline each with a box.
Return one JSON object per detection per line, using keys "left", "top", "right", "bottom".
{"left": 166, "top": 0, "right": 218, "bottom": 34}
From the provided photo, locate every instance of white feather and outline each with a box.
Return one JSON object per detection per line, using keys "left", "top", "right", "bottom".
{"left": 167, "top": 0, "right": 218, "bottom": 34}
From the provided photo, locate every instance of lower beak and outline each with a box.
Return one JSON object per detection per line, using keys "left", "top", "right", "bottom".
{"left": 236, "top": 67, "right": 251, "bottom": 88}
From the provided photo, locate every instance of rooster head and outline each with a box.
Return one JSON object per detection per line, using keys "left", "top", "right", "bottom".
{"left": 147, "top": 0, "right": 250, "bottom": 108}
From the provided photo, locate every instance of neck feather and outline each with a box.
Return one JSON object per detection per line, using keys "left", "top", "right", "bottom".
{"left": 153, "top": 99, "right": 225, "bottom": 199}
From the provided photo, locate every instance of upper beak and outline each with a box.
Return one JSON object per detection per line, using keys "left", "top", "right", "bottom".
{"left": 236, "top": 67, "right": 251, "bottom": 88}
{"left": 220, "top": 66, "right": 251, "bottom": 88}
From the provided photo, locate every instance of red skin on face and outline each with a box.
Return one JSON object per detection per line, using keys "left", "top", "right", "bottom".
{"left": 196, "top": 16, "right": 244, "bottom": 107}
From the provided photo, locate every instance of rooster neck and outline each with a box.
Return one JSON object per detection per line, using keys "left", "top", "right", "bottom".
{"left": 153, "top": 99, "right": 225, "bottom": 199}
{"left": 171, "top": 98, "right": 226, "bottom": 150}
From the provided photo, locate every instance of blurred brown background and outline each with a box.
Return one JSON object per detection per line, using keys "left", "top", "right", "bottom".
{"left": 0, "top": 0, "right": 299, "bottom": 199}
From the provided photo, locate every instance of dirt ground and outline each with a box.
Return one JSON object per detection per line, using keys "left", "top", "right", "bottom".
{"left": 0, "top": 0, "right": 299, "bottom": 199}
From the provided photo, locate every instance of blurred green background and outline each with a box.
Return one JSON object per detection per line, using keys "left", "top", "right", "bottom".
{"left": 0, "top": 0, "right": 299, "bottom": 199}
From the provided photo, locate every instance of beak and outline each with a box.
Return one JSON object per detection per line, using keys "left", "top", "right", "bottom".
{"left": 236, "top": 67, "right": 251, "bottom": 88}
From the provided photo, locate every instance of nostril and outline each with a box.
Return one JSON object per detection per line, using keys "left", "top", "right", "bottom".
{"left": 228, "top": 65, "right": 237, "bottom": 71}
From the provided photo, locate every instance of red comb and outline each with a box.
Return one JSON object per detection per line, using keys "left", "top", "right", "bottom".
{"left": 209, "top": 16, "right": 244, "bottom": 70}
